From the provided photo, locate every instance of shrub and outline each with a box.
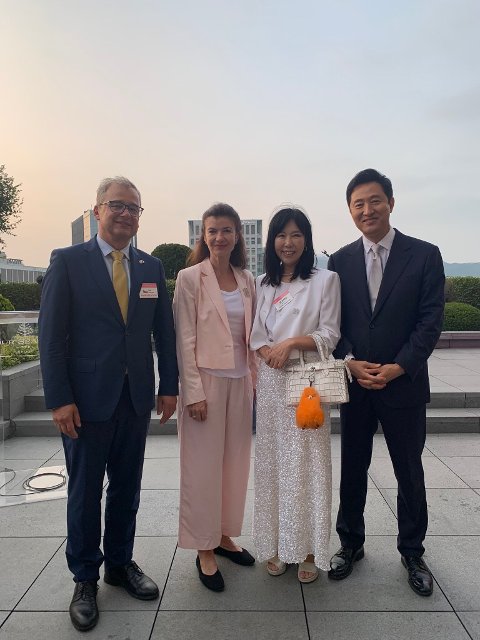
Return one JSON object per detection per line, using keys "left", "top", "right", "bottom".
{"left": 165, "top": 279, "right": 175, "bottom": 304}
{"left": 0, "top": 282, "right": 41, "bottom": 310}
{"left": 443, "top": 302, "right": 480, "bottom": 331}
{"left": 0, "top": 334, "right": 39, "bottom": 368}
{"left": 445, "top": 277, "right": 480, "bottom": 308}
{"left": 0, "top": 293, "right": 14, "bottom": 310}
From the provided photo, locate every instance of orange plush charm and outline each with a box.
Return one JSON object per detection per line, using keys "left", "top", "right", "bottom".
{"left": 295, "top": 386, "right": 325, "bottom": 429}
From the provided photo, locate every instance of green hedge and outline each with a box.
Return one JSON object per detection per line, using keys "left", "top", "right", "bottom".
{"left": 445, "top": 277, "right": 480, "bottom": 308}
{"left": 0, "top": 283, "right": 42, "bottom": 310}
{"left": 443, "top": 302, "right": 480, "bottom": 331}
{"left": 0, "top": 293, "right": 14, "bottom": 310}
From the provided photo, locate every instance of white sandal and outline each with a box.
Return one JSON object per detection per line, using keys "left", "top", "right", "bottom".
{"left": 266, "top": 556, "right": 287, "bottom": 576}
{"left": 298, "top": 561, "right": 319, "bottom": 583}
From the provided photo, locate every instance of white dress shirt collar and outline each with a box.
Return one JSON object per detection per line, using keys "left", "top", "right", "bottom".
{"left": 362, "top": 226, "right": 395, "bottom": 256}
{"left": 96, "top": 234, "right": 131, "bottom": 260}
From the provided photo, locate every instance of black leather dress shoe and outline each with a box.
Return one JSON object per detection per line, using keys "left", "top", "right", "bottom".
{"left": 69, "top": 580, "right": 99, "bottom": 632}
{"left": 328, "top": 546, "right": 364, "bottom": 580}
{"left": 214, "top": 546, "right": 255, "bottom": 566}
{"left": 401, "top": 555, "right": 433, "bottom": 596}
{"left": 104, "top": 560, "right": 159, "bottom": 600}
{"left": 196, "top": 555, "right": 225, "bottom": 592}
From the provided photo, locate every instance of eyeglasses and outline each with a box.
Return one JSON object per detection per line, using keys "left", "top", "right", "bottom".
{"left": 100, "top": 201, "right": 144, "bottom": 218}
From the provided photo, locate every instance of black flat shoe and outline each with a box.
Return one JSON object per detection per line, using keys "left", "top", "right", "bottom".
{"left": 401, "top": 555, "right": 433, "bottom": 596}
{"left": 328, "top": 546, "right": 364, "bottom": 580}
{"left": 214, "top": 546, "right": 255, "bottom": 566}
{"left": 104, "top": 560, "right": 159, "bottom": 600}
{"left": 69, "top": 580, "right": 99, "bottom": 632}
{"left": 196, "top": 555, "right": 225, "bottom": 592}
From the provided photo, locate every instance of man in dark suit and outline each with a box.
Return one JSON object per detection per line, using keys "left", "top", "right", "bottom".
{"left": 39, "top": 176, "right": 178, "bottom": 631}
{"left": 327, "top": 168, "right": 445, "bottom": 596}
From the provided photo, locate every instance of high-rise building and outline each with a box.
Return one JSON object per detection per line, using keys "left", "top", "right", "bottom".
{"left": 71, "top": 209, "right": 98, "bottom": 245}
{"left": 188, "top": 218, "right": 264, "bottom": 277}
{"left": 71, "top": 209, "right": 137, "bottom": 247}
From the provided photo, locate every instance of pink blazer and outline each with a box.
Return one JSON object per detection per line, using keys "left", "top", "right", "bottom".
{"left": 173, "top": 258, "right": 257, "bottom": 405}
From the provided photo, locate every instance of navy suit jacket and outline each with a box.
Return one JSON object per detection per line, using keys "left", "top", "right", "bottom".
{"left": 39, "top": 237, "right": 178, "bottom": 422}
{"left": 328, "top": 229, "right": 445, "bottom": 408}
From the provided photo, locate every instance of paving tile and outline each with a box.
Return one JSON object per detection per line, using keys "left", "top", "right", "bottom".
{"left": 0, "top": 538, "right": 63, "bottom": 610}
{"left": 135, "top": 490, "right": 179, "bottom": 536}
{"left": 1, "top": 437, "right": 63, "bottom": 461}
{"left": 432, "top": 375, "right": 480, "bottom": 392}
{"left": 141, "top": 458, "right": 180, "bottom": 490}
{"left": 428, "top": 536, "right": 480, "bottom": 611}
{"left": 458, "top": 613, "right": 480, "bottom": 640}
{"left": 425, "top": 433, "right": 480, "bottom": 456}
{"left": 0, "top": 611, "right": 156, "bottom": 639}
{"left": 380, "top": 488, "right": 480, "bottom": 535}
{"left": 440, "top": 456, "right": 480, "bottom": 488}
{"left": 307, "top": 612, "right": 470, "bottom": 640}
{"left": 331, "top": 487, "right": 398, "bottom": 536}
{"left": 303, "top": 537, "right": 450, "bottom": 612}
{"left": 242, "top": 490, "right": 254, "bottom": 536}
{"left": 368, "top": 456, "right": 469, "bottom": 489}
{"left": 0, "top": 496, "right": 67, "bottom": 537}
{"left": 17, "top": 537, "right": 176, "bottom": 612}
{"left": 152, "top": 611, "right": 309, "bottom": 640}
{"left": 143, "top": 435, "right": 180, "bottom": 458}
{"left": 160, "top": 537, "right": 305, "bottom": 611}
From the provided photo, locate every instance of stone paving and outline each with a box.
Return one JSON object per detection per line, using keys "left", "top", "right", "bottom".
{"left": 0, "top": 432, "right": 479, "bottom": 639}
{"left": 0, "top": 348, "right": 480, "bottom": 639}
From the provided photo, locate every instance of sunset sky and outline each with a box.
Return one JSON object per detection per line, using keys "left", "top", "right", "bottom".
{"left": 1, "top": 0, "right": 479, "bottom": 267}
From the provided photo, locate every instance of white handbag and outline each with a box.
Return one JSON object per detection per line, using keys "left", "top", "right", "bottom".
{"left": 284, "top": 334, "right": 352, "bottom": 407}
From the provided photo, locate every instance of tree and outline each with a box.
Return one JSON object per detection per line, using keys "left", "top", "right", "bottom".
{"left": 0, "top": 165, "right": 22, "bottom": 247}
{"left": 151, "top": 243, "right": 191, "bottom": 279}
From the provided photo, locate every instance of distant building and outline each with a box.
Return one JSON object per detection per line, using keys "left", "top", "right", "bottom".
{"left": 188, "top": 218, "right": 264, "bottom": 277}
{"left": 71, "top": 209, "right": 98, "bottom": 245}
{"left": 71, "top": 209, "right": 137, "bottom": 247}
{"left": 0, "top": 252, "right": 46, "bottom": 284}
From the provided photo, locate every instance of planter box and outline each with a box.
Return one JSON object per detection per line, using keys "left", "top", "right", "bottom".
{"left": 436, "top": 331, "right": 480, "bottom": 348}
{"left": 1, "top": 359, "right": 42, "bottom": 421}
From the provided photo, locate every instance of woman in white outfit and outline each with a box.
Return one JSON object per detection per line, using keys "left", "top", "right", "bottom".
{"left": 250, "top": 207, "right": 341, "bottom": 582}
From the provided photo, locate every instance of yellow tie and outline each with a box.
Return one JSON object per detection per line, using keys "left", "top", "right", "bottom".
{"left": 111, "top": 250, "right": 128, "bottom": 322}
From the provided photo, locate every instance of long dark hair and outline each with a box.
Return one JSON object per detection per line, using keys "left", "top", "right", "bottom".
{"left": 187, "top": 203, "right": 247, "bottom": 268}
{"left": 262, "top": 207, "right": 315, "bottom": 286}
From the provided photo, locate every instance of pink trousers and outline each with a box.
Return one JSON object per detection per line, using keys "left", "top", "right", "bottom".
{"left": 178, "top": 371, "right": 253, "bottom": 550}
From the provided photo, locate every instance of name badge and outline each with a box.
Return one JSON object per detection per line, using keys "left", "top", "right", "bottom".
{"left": 139, "top": 283, "right": 158, "bottom": 298}
{"left": 273, "top": 290, "right": 293, "bottom": 311}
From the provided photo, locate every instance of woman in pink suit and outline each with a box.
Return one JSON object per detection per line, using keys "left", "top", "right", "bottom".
{"left": 173, "top": 203, "right": 257, "bottom": 592}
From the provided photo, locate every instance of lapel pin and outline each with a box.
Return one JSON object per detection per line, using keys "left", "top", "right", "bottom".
{"left": 139, "top": 260, "right": 145, "bottom": 264}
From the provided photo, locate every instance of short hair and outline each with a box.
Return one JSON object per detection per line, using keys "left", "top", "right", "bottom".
{"left": 187, "top": 203, "right": 247, "bottom": 269}
{"left": 262, "top": 207, "right": 315, "bottom": 286}
{"left": 346, "top": 168, "right": 393, "bottom": 205}
{"left": 96, "top": 176, "right": 141, "bottom": 205}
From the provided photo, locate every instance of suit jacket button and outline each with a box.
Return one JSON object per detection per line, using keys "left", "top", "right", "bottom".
{"left": 369, "top": 323, "right": 374, "bottom": 329}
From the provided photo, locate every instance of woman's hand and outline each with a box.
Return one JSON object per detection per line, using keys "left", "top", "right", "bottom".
{"left": 187, "top": 400, "right": 207, "bottom": 421}
{"left": 264, "top": 338, "right": 294, "bottom": 369}
{"left": 257, "top": 345, "right": 272, "bottom": 361}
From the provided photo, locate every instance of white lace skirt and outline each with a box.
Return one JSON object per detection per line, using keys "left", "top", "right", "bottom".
{"left": 253, "top": 361, "right": 332, "bottom": 570}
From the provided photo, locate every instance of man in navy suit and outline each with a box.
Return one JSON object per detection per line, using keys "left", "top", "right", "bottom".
{"left": 327, "top": 169, "right": 444, "bottom": 596}
{"left": 39, "top": 176, "right": 178, "bottom": 631}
